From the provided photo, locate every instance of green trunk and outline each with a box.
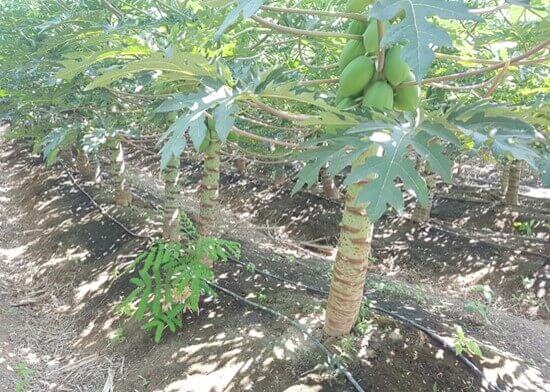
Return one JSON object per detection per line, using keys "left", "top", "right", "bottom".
{"left": 162, "top": 156, "right": 181, "bottom": 243}
{"left": 412, "top": 174, "right": 433, "bottom": 223}
{"left": 236, "top": 157, "right": 247, "bottom": 174}
{"left": 500, "top": 163, "right": 510, "bottom": 196}
{"left": 76, "top": 149, "right": 95, "bottom": 181}
{"left": 108, "top": 137, "right": 132, "bottom": 207}
{"left": 198, "top": 127, "right": 221, "bottom": 237}
{"left": 505, "top": 160, "right": 521, "bottom": 205}
{"left": 320, "top": 165, "right": 340, "bottom": 199}
{"left": 324, "top": 157, "right": 374, "bottom": 337}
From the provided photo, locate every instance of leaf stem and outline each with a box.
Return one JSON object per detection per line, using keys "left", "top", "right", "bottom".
{"left": 251, "top": 15, "right": 361, "bottom": 40}
{"left": 259, "top": 5, "right": 369, "bottom": 22}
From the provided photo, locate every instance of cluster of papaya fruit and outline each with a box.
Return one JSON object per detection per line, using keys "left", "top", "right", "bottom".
{"left": 335, "top": 0, "right": 421, "bottom": 112}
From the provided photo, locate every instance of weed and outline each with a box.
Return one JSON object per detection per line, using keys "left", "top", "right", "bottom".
{"left": 334, "top": 335, "right": 357, "bottom": 365}
{"left": 413, "top": 285, "right": 427, "bottom": 304}
{"left": 120, "top": 238, "right": 240, "bottom": 342}
{"left": 367, "top": 279, "right": 407, "bottom": 299}
{"left": 14, "top": 362, "right": 32, "bottom": 392}
{"left": 465, "top": 285, "right": 492, "bottom": 324}
{"left": 110, "top": 328, "right": 125, "bottom": 344}
{"left": 452, "top": 325, "right": 483, "bottom": 358}
{"left": 256, "top": 289, "right": 267, "bottom": 305}
{"left": 244, "top": 262, "right": 256, "bottom": 273}
{"left": 513, "top": 219, "right": 536, "bottom": 236}
{"left": 354, "top": 300, "right": 373, "bottom": 335}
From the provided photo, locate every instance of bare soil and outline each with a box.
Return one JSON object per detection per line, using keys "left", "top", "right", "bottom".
{"left": 0, "top": 134, "right": 548, "bottom": 391}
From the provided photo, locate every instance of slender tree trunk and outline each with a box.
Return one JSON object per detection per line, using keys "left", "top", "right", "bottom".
{"left": 505, "top": 160, "right": 521, "bottom": 205}
{"left": 198, "top": 127, "right": 221, "bottom": 238}
{"left": 500, "top": 163, "right": 510, "bottom": 196}
{"left": 76, "top": 150, "right": 95, "bottom": 181}
{"left": 324, "top": 158, "right": 374, "bottom": 337}
{"left": 320, "top": 165, "right": 340, "bottom": 199}
{"left": 411, "top": 174, "right": 434, "bottom": 223}
{"left": 235, "top": 157, "right": 247, "bottom": 174}
{"left": 411, "top": 193, "right": 432, "bottom": 223}
{"left": 162, "top": 156, "right": 181, "bottom": 243}
{"left": 109, "top": 137, "right": 132, "bottom": 207}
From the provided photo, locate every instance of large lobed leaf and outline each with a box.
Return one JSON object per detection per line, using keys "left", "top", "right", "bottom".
{"left": 214, "top": 0, "right": 265, "bottom": 41}
{"left": 85, "top": 52, "right": 216, "bottom": 90}
{"left": 371, "top": 0, "right": 480, "bottom": 80}
{"left": 294, "top": 120, "right": 456, "bottom": 221}
{"left": 447, "top": 102, "right": 541, "bottom": 169}
{"left": 157, "top": 85, "right": 237, "bottom": 168}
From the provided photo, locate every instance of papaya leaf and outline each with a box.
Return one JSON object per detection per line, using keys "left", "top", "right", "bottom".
{"left": 259, "top": 83, "right": 339, "bottom": 114}
{"left": 56, "top": 45, "right": 151, "bottom": 81}
{"left": 188, "top": 113, "right": 208, "bottom": 150}
{"left": 42, "top": 126, "right": 72, "bottom": 165}
{"left": 344, "top": 126, "right": 429, "bottom": 219}
{"left": 538, "top": 157, "right": 550, "bottom": 187}
{"left": 214, "top": 0, "right": 264, "bottom": 41}
{"left": 447, "top": 102, "right": 541, "bottom": 169}
{"left": 85, "top": 52, "right": 214, "bottom": 90}
{"left": 213, "top": 100, "right": 238, "bottom": 141}
{"left": 420, "top": 121, "right": 461, "bottom": 147}
{"left": 412, "top": 131, "right": 453, "bottom": 182}
{"left": 371, "top": 0, "right": 480, "bottom": 80}
{"left": 158, "top": 86, "right": 235, "bottom": 164}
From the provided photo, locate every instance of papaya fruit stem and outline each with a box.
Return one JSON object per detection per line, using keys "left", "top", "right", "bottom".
{"left": 375, "top": 20, "right": 385, "bottom": 72}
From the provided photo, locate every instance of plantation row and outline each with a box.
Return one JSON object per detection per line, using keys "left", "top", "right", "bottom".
{"left": 1, "top": 2, "right": 548, "bottom": 389}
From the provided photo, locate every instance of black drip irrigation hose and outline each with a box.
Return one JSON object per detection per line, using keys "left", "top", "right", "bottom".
{"left": 62, "top": 163, "right": 151, "bottom": 239}
{"left": 229, "top": 258, "right": 506, "bottom": 392}
{"left": 207, "top": 281, "right": 366, "bottom": 392}
{"left": 65, "top": 168, "right": 366, "bottom": 391}
{"left": 66, "top": 164, "right": 504, "bottom": 392}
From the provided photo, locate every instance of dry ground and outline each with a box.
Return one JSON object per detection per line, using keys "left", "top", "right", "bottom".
{"left": 0, "top": 130, "right": 548, "bottom": 391}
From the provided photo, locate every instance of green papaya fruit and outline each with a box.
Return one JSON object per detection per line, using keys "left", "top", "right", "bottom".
{"left": 384, "top": 45, "right": 410, "bottom": 86}
{"left": 394, "top": 71, "right": 421, "bottom": 111}
{"left": 346, "top": 0, "right": 372, "bottom": 13}
{"left": 347, "top": 20, "right": 368, "bottom": 35}
{"left": 337, "top": 97, "right": 356, "bottom": 110}
{"left": 362, "top": 81, "right": 394, "bottom": 110}
{"left": 338, "top": 40, "right": 366, "bottom": 72}
{"left": 339, "top": 56, "right": 375, "bottom": 97}
{"left": 362, "top": 20, "right": 389, "bottom": 55}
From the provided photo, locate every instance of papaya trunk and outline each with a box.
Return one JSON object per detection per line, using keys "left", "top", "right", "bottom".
{"left": 505, "top": 160, "right": 521, "bottom": 205}
{"left": 411, "top": 194, "right": 432, "bottom": 223}
{"left": 235, "top": 157, "right": 247, "bottom": 174}
{"left": 320, "top": 166, "right": 340, "bottom": 199}
{"left": 411, "top": 174, "right": 433, "bottom": 223}
{"left": 109, "top": 137, "right": 132, "bottom": 207}
{"left": 500, "top": 163, "right": 510, "bottom": 196}
{"left": 76, "top": 150, "right": 95, "bottom": 181}
{"left": 324, "top": 159, "right": 373, "bottom": 337}
{"left": 198, "top": 127, "right": 221, "bottom": 238}
{"left": 162, "top": 156, "right": 181, "bottom": 243}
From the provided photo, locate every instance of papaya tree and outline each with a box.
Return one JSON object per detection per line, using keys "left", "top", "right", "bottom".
{"left": 214, "top": 0, "right": 549, "bottom": 336}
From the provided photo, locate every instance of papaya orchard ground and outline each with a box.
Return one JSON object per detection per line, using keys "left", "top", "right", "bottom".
{"left": 0, "top": 128, "right": 548, "bottom": 391}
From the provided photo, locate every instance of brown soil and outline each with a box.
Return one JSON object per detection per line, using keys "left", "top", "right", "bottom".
{"left": 0, "top": 135, "right": 548, "bottom": 391}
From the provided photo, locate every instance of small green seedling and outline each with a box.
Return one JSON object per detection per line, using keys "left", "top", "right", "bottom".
{"left": 513, "top": 219, "right": 536, "bottom": 236}
{"left": 453, "top": 326, "right": 483, "bottom": 358}
{"left": 14, "top": 362, "right": 33, "bottom": 392}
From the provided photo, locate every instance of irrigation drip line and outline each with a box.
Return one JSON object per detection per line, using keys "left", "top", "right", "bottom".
{"left": 61, "top": 163, "right": 151, "bottom": 240}
{"left": 228, "top": 258, "right": 505, "bottom": 392}
{"left": 206, "top": 280, "right": 366, "bottom": 392}
{"left": 299, "top": 190, "right": 549, "bottom": 261}
{"left": 63, "top": 161, "right": 506, "bottom": 392}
